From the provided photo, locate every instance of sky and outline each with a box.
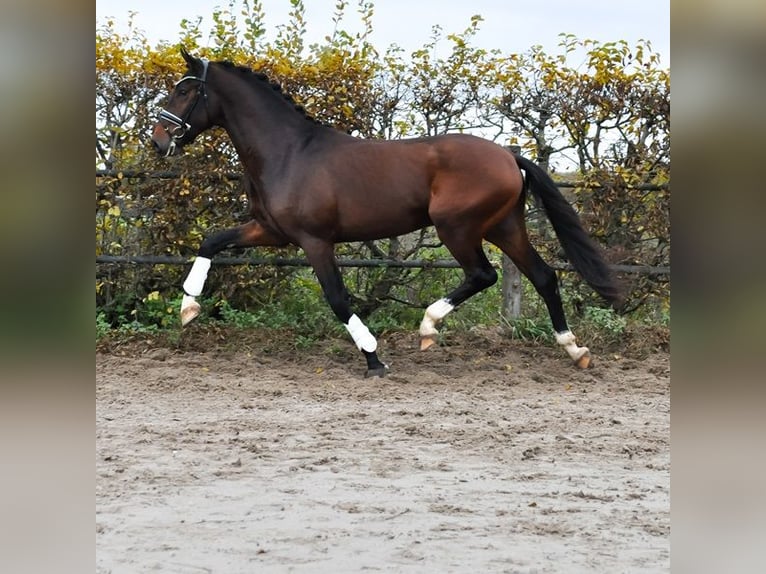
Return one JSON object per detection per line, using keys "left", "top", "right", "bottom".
{"left": 96, "top": 0, "right": 670, "bottom": 67}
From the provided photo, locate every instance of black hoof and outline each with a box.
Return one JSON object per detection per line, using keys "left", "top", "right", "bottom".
{"left": 365, "top": 364, "right": 389, "bottom": 378}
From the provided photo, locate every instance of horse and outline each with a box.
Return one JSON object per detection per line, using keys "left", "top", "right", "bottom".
{"left": 151, "top": 48, "right": 620, "bottom": 377}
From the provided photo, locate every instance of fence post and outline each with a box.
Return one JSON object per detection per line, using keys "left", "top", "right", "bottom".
{"left": 501, "top": 145, "right": 523, "bottom": 320}
{"left": 501, "top": 254, "right": 522, "bottom": 320}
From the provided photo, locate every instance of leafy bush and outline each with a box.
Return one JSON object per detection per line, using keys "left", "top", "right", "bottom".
{"left": 578, "top": 306, "right": 628, "bottom": 346}
{"left": 96, "top": 311, "right": 112, "bottom": 339}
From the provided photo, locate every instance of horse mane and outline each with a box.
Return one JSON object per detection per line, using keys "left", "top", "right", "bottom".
{"left": 215, "top": 60, "right": 323, "bottom": 126}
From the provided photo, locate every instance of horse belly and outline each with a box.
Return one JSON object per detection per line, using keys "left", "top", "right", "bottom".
{"left": 337, "top": 199, "right": 431, "bottom": 241}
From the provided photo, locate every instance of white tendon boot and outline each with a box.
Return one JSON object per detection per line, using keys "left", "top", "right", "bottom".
{"left": 344, "top": 314, "right": 378, "bottom": 353}
{"left": 180, "top": 257, "right": 211, "bottom": 326}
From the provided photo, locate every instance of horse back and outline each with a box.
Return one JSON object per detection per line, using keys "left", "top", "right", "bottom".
{"left": 271, "top": 133, "right": 522, "bottom": 243}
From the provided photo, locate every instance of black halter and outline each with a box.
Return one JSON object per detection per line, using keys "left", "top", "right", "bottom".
{"left": 158, "top": 59, "right": 209, "bottom": 155}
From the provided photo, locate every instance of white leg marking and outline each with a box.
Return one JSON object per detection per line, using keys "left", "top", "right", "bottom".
{"left": 182, "top": 256, "right": 211, "bottom": 297}
{"left": 419, "top": 298, "right": 455, "bottom": 337}
{"left": 345, "top": 314, "right": 378, "bottom": 352}
{"left": 555, "top": 330, "right": 589, "bottom": 362}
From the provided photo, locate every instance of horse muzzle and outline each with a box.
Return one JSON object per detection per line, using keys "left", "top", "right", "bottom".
{"left": 151, "top": 124, "right": 181, "bottom": 157}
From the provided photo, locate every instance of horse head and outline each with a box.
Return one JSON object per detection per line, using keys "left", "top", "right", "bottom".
{"left": 152, "top": 48, "right": 213, "bottom": 157}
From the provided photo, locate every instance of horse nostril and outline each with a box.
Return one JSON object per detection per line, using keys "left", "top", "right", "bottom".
{"left": 152, "top": 139, "right": 163, "bottom": 154}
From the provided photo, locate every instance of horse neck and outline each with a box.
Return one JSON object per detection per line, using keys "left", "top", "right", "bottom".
{"left": 212, "top": 74, "right": 321, "bottom": 177}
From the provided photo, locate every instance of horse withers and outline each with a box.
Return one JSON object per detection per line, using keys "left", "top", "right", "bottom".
{"left": 151, "top": 48, "right": 620, "bottom": 376}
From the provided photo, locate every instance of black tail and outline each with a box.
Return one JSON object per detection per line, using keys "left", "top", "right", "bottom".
{"left": 514, "top": 154, "right": 621, "bottom": 306}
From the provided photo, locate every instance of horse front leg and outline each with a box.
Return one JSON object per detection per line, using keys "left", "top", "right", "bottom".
{"left": 180, "top": 220, "right": 287, "bottom": 326}
{"left": 302, "top": 240, "right": 388, "bottom": 378}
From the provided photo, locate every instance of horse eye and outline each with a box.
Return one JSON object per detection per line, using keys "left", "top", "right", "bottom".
{"left": 178, "top": 88, "right": 188, "bottom": 96}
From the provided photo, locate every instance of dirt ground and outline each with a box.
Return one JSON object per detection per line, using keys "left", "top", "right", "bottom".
{"left": 96, "top": 328, "right": 669, "bottom": 573}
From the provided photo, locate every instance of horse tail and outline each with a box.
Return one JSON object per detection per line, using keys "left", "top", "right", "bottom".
{"left": 513, "top": 154, "right": 621, "bottom": 306}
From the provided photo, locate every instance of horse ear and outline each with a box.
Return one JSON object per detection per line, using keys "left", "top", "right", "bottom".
{"left": 179, "top": 46, "right": 205, "bottom": 77}
{"left": 180, "top": 46, "right": 197, "bottom": 67}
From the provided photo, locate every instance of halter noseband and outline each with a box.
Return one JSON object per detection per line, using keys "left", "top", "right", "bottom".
{"left": 158, "top": 59, "right": 209, "bottom": 156}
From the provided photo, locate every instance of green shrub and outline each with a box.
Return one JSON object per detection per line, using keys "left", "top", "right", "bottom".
{"left": 503, "top": 316, "right": 553, "bottom": 342}
{"left": 96, "top": 311, "right": 112, "bottom": 339}
{"left": 575, "top": 305, "right": 628, "bottom": 347}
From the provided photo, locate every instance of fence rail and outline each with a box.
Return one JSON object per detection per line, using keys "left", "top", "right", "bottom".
{"left": 96, "top": 254, "right": 670, "bottom": 277}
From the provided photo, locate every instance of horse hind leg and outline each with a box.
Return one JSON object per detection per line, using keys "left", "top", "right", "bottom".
{"left": 419, "top": 232, "right": 498, "bottom": 350}
{"left": 486, "top": 218, "right": 591, "bottom": 369}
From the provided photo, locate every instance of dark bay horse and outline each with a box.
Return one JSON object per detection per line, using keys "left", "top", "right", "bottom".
{"left": 151, "top": 48, "right": 620, "bottom": 376}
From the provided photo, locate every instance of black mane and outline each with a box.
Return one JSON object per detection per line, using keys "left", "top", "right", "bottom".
{"left": 215, "top": 60, "right": 322, "bottom": 126}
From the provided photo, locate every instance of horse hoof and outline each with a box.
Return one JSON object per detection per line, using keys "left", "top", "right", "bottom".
{"left": 365, "top": 365, "right": 388, "bottom": 378}
{"left": 180, "top": 302, "right": 201, "bottom": 326}
{"left": 575, "top": 351, "right": 591, "bottom": 369}
{"left": 419, "top": 335, "right": 437, "bottom": 351}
